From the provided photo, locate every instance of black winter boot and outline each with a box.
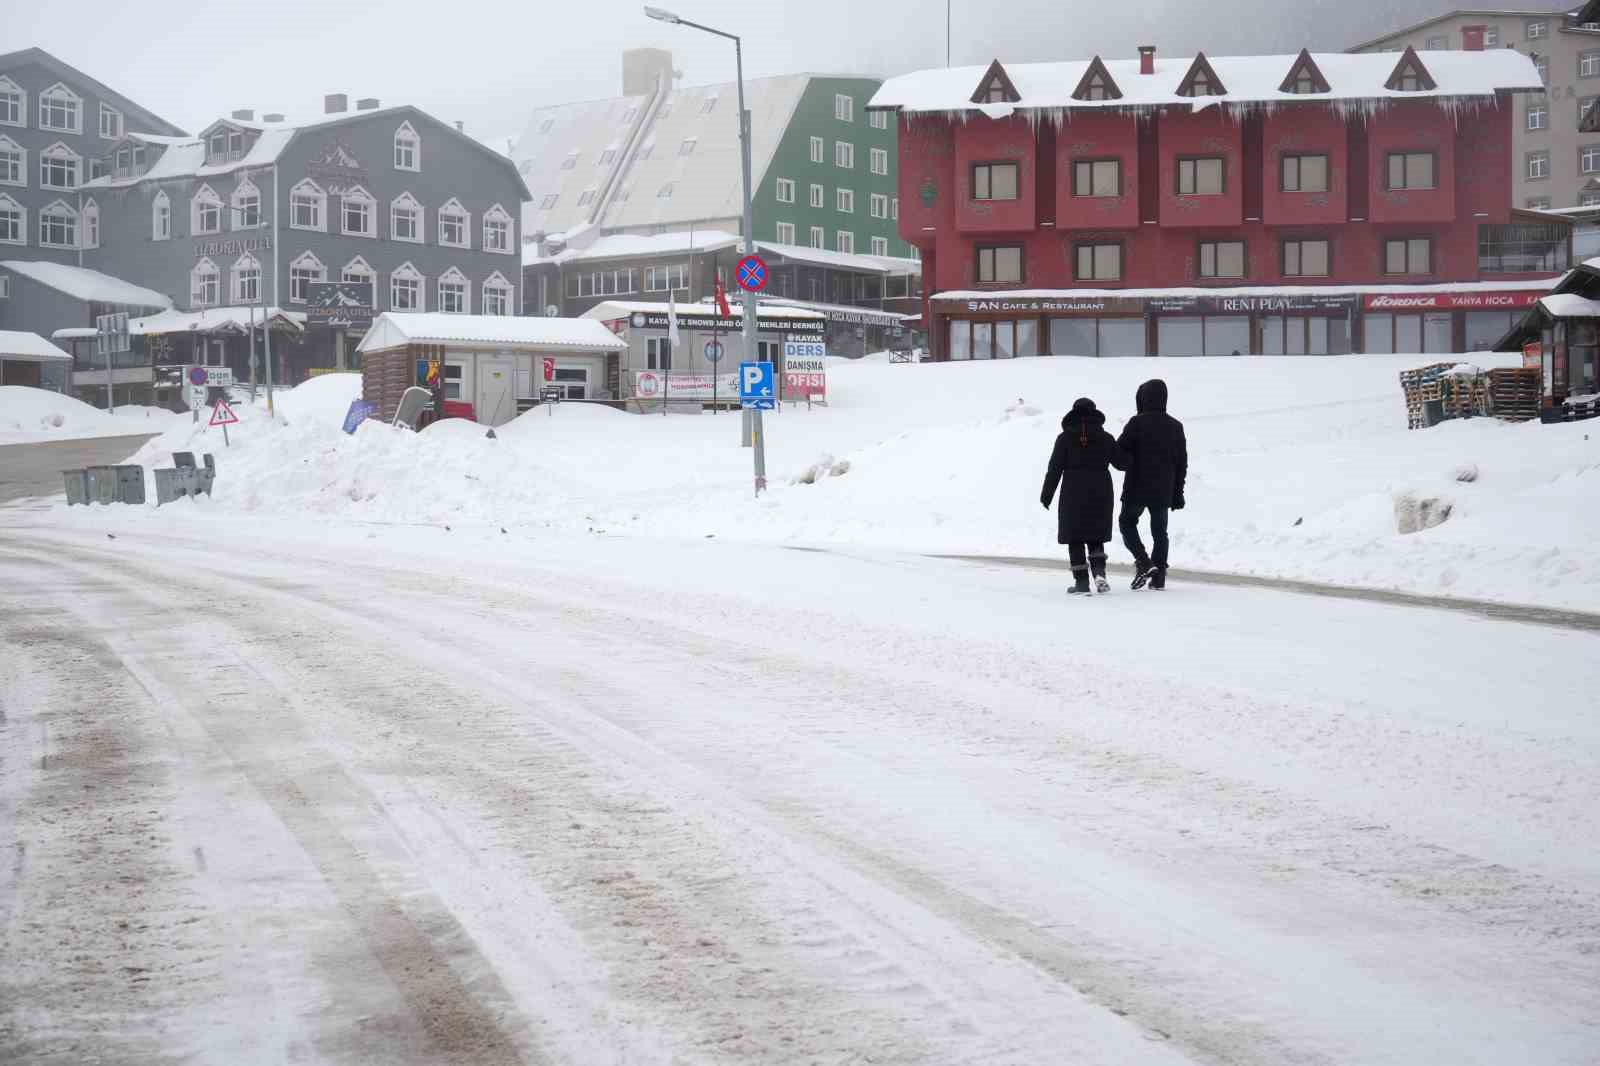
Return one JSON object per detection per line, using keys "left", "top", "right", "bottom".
{"left": 1130, "top": 560, "right": 1153, "bottom": 590}
{"left": 1149, "top": 566, "right": 1167, "bottom": 590}
{"left": 1068, "top": 569, "right": 1091, "bottom": 595}
{"left": 1090, "top": 553, "right": 1109, "bottom": 594}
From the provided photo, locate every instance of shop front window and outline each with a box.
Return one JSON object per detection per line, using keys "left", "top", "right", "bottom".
{"left": 948, "top": 319, "right": 972, "bottom": 361}
{"left": 1571, "top": 321, "right": 1599, "bottom": 394}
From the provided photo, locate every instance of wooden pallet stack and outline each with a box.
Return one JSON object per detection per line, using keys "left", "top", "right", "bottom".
{"left": 1440, "top": 370, "right": 1489, "bottom": 420}
{"left": 1398, "top": 362, "right": 1458, "bottom": 430}
{"left": 1486, "top": 367, "right": 1541, "bottom": 422}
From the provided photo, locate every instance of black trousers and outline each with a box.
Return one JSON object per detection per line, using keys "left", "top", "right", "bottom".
{"left": 1119, "top": 503, "right": 1169, "bottom": 569}
{"left": 1067, "top": 541, "right": 1107, "bottom": 575}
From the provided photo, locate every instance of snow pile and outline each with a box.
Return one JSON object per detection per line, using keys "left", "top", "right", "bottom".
{"left": 90, "top": 356, "right": 1600, "bottom": 610}
{"left": 0, "top": 386, "right": 181, "bottom": 445}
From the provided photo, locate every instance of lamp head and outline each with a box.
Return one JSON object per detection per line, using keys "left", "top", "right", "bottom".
{"left": 644, "top": 6, "right": 681, "bottom": 23}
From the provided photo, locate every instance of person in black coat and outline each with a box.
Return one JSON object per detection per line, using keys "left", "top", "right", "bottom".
{"left": 1041, "top": 397, "right": 1126, "bottom": 595}
{"left": 1116, "top": 379, "right": 1188, "bottom": 590}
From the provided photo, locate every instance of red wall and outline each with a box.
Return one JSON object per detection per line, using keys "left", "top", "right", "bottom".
{"left": 898, "top": 94, "right": 1524, "bottom": 294}
{"left": 952, "top": 115, "right": 1038, "bottom": 235}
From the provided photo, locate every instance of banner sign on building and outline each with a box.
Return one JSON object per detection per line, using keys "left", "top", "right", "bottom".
{"left": 634, "top": 371, "right": 740, "bottom": 400}
{"left": 305, "top": 282, "right": 375, "bottom": 329}
{"left": 1362, "top": 291, "right": 1544, "bottom": 311}
{"left": 627, "top": 311, "right": 825, "bottom": 335}
{"left": 782, "top": 340, "right": 828, "bottom": 400}
{"left": 944, "top": 296, "right": 1147, "bottom": 315}
{"left": 1147, "top": 293, "right": 1359, "bottom": 314}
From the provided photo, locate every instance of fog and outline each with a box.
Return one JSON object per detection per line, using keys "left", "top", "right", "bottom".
{"left": 11, "top": 0, "right": 1572, "bottom": 146}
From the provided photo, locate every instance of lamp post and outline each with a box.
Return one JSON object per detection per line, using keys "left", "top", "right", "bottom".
{"left": 645, "top": 5, "right": 766, "bottom": 494}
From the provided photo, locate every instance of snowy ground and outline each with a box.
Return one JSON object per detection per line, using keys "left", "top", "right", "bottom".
{"left": 0, "top": 386, "right": 181, "bottom": 445}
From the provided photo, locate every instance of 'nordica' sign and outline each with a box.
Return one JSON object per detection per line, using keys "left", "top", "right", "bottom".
{"left": 1363, "top": 291, "right": 1543, "bottom": 311}
{"left": 194, "top": 235, "right": 272, "bottom": 257}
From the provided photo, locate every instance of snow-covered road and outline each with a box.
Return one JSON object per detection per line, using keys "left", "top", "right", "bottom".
{"left": 2, "top": 515, "right": 1597, "bottom": 1064}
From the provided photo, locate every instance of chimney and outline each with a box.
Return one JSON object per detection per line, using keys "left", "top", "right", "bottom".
{"left": 231, "top": 108, "right": 254, "bottom": 121}
{"left": 356, "top": 97, "right": 379, "bottom": 110}
{"left": 263, "top": 112, "right": 285, "bottom": 123}
{"left": 324, "top": 93, "right": 348, "bottom": 114}
{"left": 454, "top": 120, "right": 464, "bottom": 133}
{"left": 1139, "top": 45, "right": 1156, "bottom": 75}
{"left": 1461, "top": 25, "right": 1486, "bottom": 50}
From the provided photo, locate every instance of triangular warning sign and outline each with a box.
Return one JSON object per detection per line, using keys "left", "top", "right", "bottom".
{"left": 209, "top": 399, "right": 239, "bottom": 427}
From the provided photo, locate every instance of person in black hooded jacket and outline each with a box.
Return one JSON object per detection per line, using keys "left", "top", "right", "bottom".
{"left": 1041, "top": 397, "right": 1126, "bottom": 595}
{"left": 1117, "top": 378, "right": 1187, "bottom": 590}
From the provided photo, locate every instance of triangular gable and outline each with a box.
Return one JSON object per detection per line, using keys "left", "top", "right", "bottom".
{"left": 970, "top": 59, "right": 1022, "bottom": 105}
{"left": 1385, "top": 46, "right": 1437, "bottom": 92}
{"left": 1279, "top": 49, "right": 1331, "bottom": 94}
{"left": 1579, "top": 0, "right": 1600, "bottom": 26}
{"left": 1176, "top": 52, "right": 1227, "bottom": 98}
{"left": 1072, "top": 56, "right": 1123, "bottom": 102}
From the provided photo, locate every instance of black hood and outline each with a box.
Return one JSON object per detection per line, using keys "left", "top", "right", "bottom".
{"left": 1136, "top": 379, "right": 1169, "bottom": 413}
{"left": 1062, "top": 397, "right": 1104, "bottom": 431}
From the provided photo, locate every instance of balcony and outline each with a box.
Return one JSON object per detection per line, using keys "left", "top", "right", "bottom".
{"left": 1478, "top": 223, "right": 1571, "bottom": 274}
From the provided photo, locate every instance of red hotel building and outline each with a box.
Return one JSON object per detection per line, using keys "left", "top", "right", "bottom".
{"left": 868, "top": 44, "right": 1571, "bottom": 359}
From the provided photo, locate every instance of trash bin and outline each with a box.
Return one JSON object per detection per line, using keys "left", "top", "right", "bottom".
{"left": 172, "top": 451, "right": 196, "bottom": 470}
{"left": 85, "top": 466, "right": 118, "bottom": 505}
{"left": 61, "top": 469, "right": 88, "bottom": 506}
{"left": 153, "top": 467, "right": 188, "bottom": 506}
{"left": 114, "top": 465, "right": 146, "bottom": 505}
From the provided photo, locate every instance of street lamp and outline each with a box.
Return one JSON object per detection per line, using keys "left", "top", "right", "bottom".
{"left": 644, "top": 4, "right": 766, "bottom": 494}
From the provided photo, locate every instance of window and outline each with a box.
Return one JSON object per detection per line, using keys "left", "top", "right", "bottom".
{"left": 1177, "top": 157, "right": 1224, "bottom": 195}
{"left": 340, "top": 185, "right": 376, "bottom": 236}
{"left": 620, "top": 106, "right": 637, "bottom": 125}
{"left": 390, "top": 263, "right": 423, "bottom": 311}
{"left": 1585, "top": 192, "right": 1600, "bottom": 207}
{"left": 892, "top": 197, "right": 899, "bottom": 219}
{"left": 0, "top": 78, "right": 22, "bottom": 127}
{"left": 1584, "top": 51, "right": 1600, "bottom": 78}
{"left": 438, "top": 199, "right": 470, "bottom": 247}
{"left": 438, "top": 268, "right": 469, "bottom": 314}
{"left": 190, "top": 257, "right": 218, "bottom": 307}
{"left": 394, "top": 122, "right": 420, "bottom": 170}
{"left": 871, "top": 236, "right": 889, "bottom": 256}
{"left": 1079, "top": 74, "right": 1116, "bottom": 101}
{"left": 810, "top": 136, "right": 824, "bottom": 163}
{"left": 597, "top": 149, "right": 617, "bottom": 167}
{"left": 39, "top": 202, "right": 77, "bottom": 248}
{"left": 1199, "top": 240, "right": 1245, "bottom": 278}
{"left": 1188, "top": 70, "right": 1219, "bottom": 96}
{"left": 1584, "top": 145, "right": 1600, "bottom": 174}
{"left": 646, "top": 336, "right": 673, "bottom": 371}
{"left": 341, "top": 256, "right": 374, "bottom": 293}
{"left": 809, "top": 183, "right": 824, "bottom": 208}
{"left": 1280, "top": 154, "right": 1328, "bottom": 192}
{"left": 1528, "top": 103, "right": 1549, "bottom": 130}
{"left": 1282, "top": 239, "right": 1330, "bottom": 277}
{"left": 656, "top": 182, "right": 674, "bottom": 199}
{"left": 837, "top": 188, "right": 855, "bottom": 213}
{"left": 290, "top": 179, "right": 326, "bottom": 231}
{"left": 776, "top": 221, "right": 796, "bottom": 243}
{"left": 642, "top": 264, "right": 687, "bottom": 292}
{"left": 1387, "top": 152, "right": 1435, "bottom": 189}
{"left": 870, "top": 147, "right": 889, "bottom": 175}
{"left": 1287, "top": 70, "right": 1321, "bottom": 94}
{"left": 39, "top": 84, "right": 80, "bottom": 133}
{"left": 700, "top": 96, "right": 718, "bottom": 114}
{"left": 1527, "top": 196, "right": 1552, "bottom": 209}
{"left": 232, "top": 254, "right": 261, "bottom": 303}
{"left": 1484, "top": 26, "right": 1500, "bottom": 47}
{"left": 809, "top": 225, "right": 825, "bottom": 248}
{"left": 561, "top": 152, "right": 578, "bottom": 170}
{"left": 869, "top": 111, "right": 889, "bottom": 129}
{"left": 151, "top": 190, "right": 170, "bottom": 240}
{"left": 96, "top": 103, "right": 122, "bottom": 140}
{"left": 1478, "top": 222, "right": 1570, "bottom": 273}
{"left": 870, "top": 193, "right": 889, "bottom": 218}
{"left": 0, "top": 136, "right": 22, "bottom": 185}
{"left": 1075, "top": 242, "right": 1122, "bottom": 280}
{"left": 835, "top": 94, "right": 854, "bottom": 121}
{"left": 390, "top": 192, "right": 423, "bottom": 242}
{"left": 539, "top": 194, "right": 558, "bottom": 210}
{"left": 39, "top": 143, "right": 79, "bottom": 190}
{"left": 1073, "top": 159, "right": 1121, "bottom": 197}
{"left": 776, "top": 178, "right": 796, "bottom": 203}
{"left": 570, "top": 269, "right": 634, "bottom": 298}
{"left": 973, "top": 161, "right": 1019, "bottom": 201}
{"left": 289, "top": 251, "right": 325, "bottom": 303}
{"left": 191, "top": 184, "right": 222, "bottom": 234}
{"left": 1424, "top": 35, "right": 1448, "bottom": 50}
{"left": 482, "top": 272, "right": 513, "bottom": 316}
{"left": 1528, "top": 151, "right": 1551, "bottom": 180}
{"left": 1384, "top": 238, "right": 1432, "bottom": 274}
{"left": 1536, "top": 55, "right": 1549, "bottom": 84}
{"left": 1527, "top": 18, "right": 1547, "bottom": 39}
{"left": 483, "top": 204, "right": 513, "bottom": 252}
{"left": 678, "top": 138, "right": 697, "bottom": 157}
{"left": 576, "top": 187, "right": 598, "bottom": 207}
{"left": 977, "top": 245, "right": 1023, "bottom": 283}
{"left": 80, "top": 199, "right": 98, "bottom": 249}
{"left": 835, "top": 141, "right": 855, "bottom": 169}
{"left": 0, "top": 194, "right": 23, "bottom": 244}
{"left": 1584, "top": 97, "right": 1599, "bottom": 125}
{"left": 232, "top": 179, "right": 260, "bottom": 228}
{"left": 836, "top": 230, "right": 854, "bottom": 253}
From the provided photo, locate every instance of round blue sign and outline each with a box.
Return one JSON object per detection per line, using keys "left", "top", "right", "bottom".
{"left": 704, "top": 339, "right": 725, "bottom": 364}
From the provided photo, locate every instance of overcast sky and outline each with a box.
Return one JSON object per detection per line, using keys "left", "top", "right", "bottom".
{"left": 13, "top": 0, "right": 1569, "bottom": 151}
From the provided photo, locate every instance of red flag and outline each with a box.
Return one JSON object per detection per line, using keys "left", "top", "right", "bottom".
{"left": 715, "top": 273, "right": 732, "bottom": 318}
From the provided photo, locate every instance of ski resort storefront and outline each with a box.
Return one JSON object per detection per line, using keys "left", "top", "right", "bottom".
{"left": 929, "top": 283, "right": 1559, "bottom": 359}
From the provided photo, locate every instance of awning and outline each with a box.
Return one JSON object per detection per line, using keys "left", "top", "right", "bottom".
{"left": 129, "top": 306, "right": 306, "bottom": 336}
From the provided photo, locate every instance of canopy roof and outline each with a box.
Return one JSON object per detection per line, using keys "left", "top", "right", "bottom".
{"left": 129, "top": 306, "right": 306, "bottom": 336}
{"left": 357, "top": 312, "right": 627, "bottom": 353}
{"left": 0, "top": 260, "right": 171, "bottom": 309}
{"left": 0, "top": 330, "right": 73, "bottom": 362}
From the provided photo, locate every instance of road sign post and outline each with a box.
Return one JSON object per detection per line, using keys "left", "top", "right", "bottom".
{"left": 95, "top": 311, "right": 129, "bottom": 415}
{"left": 208, "top": 397, "right": 239, "bottom": 447}
{"left": 739, "top": 361, "right": 774, "bottom": 496}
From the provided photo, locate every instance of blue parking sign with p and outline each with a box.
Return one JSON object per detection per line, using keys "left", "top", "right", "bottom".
{"left": 739, "top": 361, "right": 775, "bottom": 410}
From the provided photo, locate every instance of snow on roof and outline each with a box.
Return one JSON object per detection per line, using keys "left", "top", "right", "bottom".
{"left": 356, "top": 313, "right": 627, "bottom": 353}
{"left": 130, "top": 306, "right": 306, "bottom": 335}
{"left": 524, "top": 229, "right": 743, "bottom": 266}
{"left": 51, "top": 327, "right": 101, "bottom": 340}
{"left": 580, "top": 299, "right": 827, "bottom": 321}
{"left": 83, "top": 126, "right": 297, "bottom": 189}
{"left": 755, "top": 240, "right": 923, "bottom": 276}
{"left": 0, "top": 330, "right": 73, "bottom": 362}
{"left": 756, "top": 297, "right": 916, "bottom": 326}
{"left": 869, "top": 49, "right": 1542, "bottom": 115}
{"left": 0, "top": 260, "right": 172, "bottom": 309}
{"left": 1539, "top": 292, "right": 1600, "bottom": 316}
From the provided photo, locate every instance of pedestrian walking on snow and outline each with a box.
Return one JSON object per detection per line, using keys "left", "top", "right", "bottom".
{"left": 1041, "top": 397, "right": 1126, "bottom": 595}
{"left": 1117, "top": 379, "right": 1188, "bottom": 590}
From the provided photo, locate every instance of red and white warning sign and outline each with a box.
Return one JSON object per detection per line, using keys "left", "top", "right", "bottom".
{"left": 209, "top": 399, "right": 239, "bottom": 427}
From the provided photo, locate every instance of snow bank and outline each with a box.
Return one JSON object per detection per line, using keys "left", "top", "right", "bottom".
{"left": 0, "top": 386, "right": 181, "bottom": 445}
{"left": 86, "top": 355, "right": 1600, "bottom": 610}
